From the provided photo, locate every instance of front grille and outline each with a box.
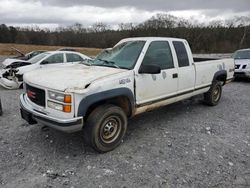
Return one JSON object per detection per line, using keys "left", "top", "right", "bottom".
{"left": 235, "top": 65, "right": 240, "bottom": 69}
{"left": 26, "top": 84, "right": 45, "bottom": 107}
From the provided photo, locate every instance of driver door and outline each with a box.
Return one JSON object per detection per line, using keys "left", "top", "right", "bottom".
{"left": 135, "top": 41, "right": 178, "bottom": 105}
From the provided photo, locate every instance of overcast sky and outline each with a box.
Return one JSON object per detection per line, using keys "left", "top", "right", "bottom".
{"left": 0, "top": 0, "right": 249, "bottom": 28}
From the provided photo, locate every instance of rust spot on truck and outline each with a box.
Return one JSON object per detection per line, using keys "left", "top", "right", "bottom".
{"left": 135, "top": 97, "right": 176, "bottom": 115}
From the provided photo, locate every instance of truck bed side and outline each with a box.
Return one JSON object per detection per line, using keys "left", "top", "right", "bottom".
{"left": 194, "top": 58, "right": 234, "bottom": 89}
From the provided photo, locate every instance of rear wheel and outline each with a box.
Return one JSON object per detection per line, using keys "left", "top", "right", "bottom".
{"left": 204, "top": 81, "right": 222, "bottom": 106}
{"left": 84, "top": 104, "right": 127, "bottom": 153}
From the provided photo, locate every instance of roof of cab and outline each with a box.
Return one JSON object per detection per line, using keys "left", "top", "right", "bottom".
{"left": 236, "top": 48, "right": 250, "bottom": 52}
{"left": 116, "top": 37, "right": 187, "bottom": 46}
{"left": 120, "top": 37, "right": 186, "bottom": 41}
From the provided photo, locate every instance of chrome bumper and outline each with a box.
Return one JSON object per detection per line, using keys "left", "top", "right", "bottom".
{"left": 234, "top": 69, "right": 250, "bottom": 78}
{"left": 20, "top": 94, "right": 84, "bottom": 133}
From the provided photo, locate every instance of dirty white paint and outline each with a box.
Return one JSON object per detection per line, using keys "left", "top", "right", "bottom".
{"left": 24, "top": 64, "right": 127, "bottom": 92}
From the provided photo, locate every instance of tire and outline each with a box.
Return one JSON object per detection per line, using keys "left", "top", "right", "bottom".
{"left": 84, "top": 104, "right": 127, "bottom": 153}
{"left": 204, "top": 81, "right": 222, "bottom": 106}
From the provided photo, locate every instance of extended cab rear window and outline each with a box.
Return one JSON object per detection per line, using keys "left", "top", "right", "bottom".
{"left": 173, "top": 41, "right": 190, "bottom": 67}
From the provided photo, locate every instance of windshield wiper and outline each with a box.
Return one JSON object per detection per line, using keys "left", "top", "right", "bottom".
{"left": 97, "top": 59, "right": 121, "bottom": 69}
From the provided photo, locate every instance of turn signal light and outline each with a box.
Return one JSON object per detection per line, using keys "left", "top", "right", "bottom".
{"left": 64, "top": 95, "right": 71, "bottom": 103}
{"left": 63, "top": 105, "right": 71, "bottom": 113}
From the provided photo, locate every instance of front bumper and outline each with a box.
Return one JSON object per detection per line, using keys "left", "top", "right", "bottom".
{"left": 20, "top": 93, "right": 84, "bottom": 133}
{"left": 234, "top": 70, "right": 250, "bottom": 78}
{"left": 234, "top": 65, "right": 250, "bottom": 78}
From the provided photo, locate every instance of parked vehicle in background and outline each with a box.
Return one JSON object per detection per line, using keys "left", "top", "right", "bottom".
{"left": 233, "top": 48, "right": 250, "bottom": 78}
{"left": 20, "top": 37, "right": 234, "bottom": 152}
{"left": 17, "top": 50, "right": 47, "bottom": 60}
{"left": 0, "top": 51, "right": 90, "bottom": 89}
{"left": 57, "top": 48, "right": 76, "bottom": 52}
{"left": 9, "top": 47, "right": 47, "bottom": 60}
{"left": 2, "top": 49, "right": 47, "bottom": 68}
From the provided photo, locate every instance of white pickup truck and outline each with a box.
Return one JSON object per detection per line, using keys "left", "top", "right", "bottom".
{"left": 20, "top": 37, "right": 234, "bottom": 152}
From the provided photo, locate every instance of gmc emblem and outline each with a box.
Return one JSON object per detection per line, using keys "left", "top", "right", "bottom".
{"left": 27, "top": 90, "right": 36, "bottom": 99}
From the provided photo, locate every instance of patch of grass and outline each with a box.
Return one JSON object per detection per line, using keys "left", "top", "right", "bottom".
{"left": 0, "top": 43, "right": 102, "bottom": 56}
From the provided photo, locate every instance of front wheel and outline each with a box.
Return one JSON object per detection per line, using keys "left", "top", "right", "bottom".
{"left": 84, "top": 104, "right": 127, "bottom": 153}
{"left": 204, "top": 81, "right": 222, "bottom": 106}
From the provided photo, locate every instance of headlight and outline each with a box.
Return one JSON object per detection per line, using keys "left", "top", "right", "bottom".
{"left": 47, "top": 90, "right": 72, "bottom": 113}
{"left": 48, "top": 91, "right": 64, "bottom": 102}
{"left": 47, "top": 101, "right": 63, "bottom": 111}
{"left": 48, "top": 91, "right": 72, "bottom": 103}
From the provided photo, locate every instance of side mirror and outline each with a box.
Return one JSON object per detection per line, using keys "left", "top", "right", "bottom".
{"left": 139, "top": 64, "right": 161, "bottom": 74}
{"left": 41, "top": 60, "right": 49, "bottom": 65}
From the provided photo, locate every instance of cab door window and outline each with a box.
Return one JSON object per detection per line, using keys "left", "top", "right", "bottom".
{"left": 141, "top": 41, "right": 174, "bottom": 69}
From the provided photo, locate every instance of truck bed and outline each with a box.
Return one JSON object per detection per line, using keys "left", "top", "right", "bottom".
{"left": 193, "top": 57, "right": 218, "bottom": 62}
{"left": 193, "top": 58, "right": 234, "bottom": 89}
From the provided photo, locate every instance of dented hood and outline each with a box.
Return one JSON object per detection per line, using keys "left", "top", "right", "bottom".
{"left": 23, "top": 64, "right": 126, "bottom": 91}
{"left": 2, "top": 58, "right": 29, "bottom": 68}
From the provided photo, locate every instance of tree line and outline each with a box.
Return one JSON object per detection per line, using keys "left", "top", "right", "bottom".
{"left": 0, "top": 14, "right": 249, "bottom": 53}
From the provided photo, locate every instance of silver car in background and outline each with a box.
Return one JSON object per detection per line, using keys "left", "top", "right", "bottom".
{"left": 233, "top": 48, "right": 250, "bottom": 78}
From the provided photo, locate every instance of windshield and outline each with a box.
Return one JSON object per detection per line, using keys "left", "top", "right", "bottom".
{"left": 233, "top": 50, "right": 250, "bottom": 59}
{"left": 91, "top": 41, "right": 146, "bottom": 69}
{"left": 28, "top": 52, "right": 50, "bottom": 64}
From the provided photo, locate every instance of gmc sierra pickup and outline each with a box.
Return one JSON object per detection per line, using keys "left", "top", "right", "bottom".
{"left": 20, "top": 37, "right": 234, "bottom": 152}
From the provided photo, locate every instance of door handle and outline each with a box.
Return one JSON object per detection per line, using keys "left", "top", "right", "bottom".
{"left": 172, "top": 73, "right": 178, "bottom": 78}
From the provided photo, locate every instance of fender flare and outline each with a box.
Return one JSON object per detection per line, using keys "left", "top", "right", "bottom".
{"left": 212, "top": 70, "right": 227, "bottom": 85}
{"left": 77, "top": 88, "right": 135, "bottom": 117}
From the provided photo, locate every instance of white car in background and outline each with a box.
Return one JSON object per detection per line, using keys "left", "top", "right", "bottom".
{"left": 0, "top": 51, "right": 90, "bottom": 89}
{"left": 233, "top": 48, "right": 250, "bottom": 78}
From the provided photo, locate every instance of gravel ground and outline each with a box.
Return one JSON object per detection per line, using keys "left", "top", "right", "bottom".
{"left": 0, "top": 56, "right": 250, "bottom": 188}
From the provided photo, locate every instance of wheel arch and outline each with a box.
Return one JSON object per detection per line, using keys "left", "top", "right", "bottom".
{"left": 213, "top": 70, "right": 227, "bottom": 85}
{"left": 77, "top": 88, "right": 135, "bottom": 120}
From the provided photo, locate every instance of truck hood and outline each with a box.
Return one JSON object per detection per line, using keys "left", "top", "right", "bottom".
{"left": 24, "top": 64, "right": 127, "bottom": 91}
{"left": 234, "top": 59, "right": 250, "bottom": 64}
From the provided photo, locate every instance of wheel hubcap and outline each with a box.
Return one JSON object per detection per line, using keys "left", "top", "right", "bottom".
{"left": 100, "top": 116, "right": 122, "bottom": 144}
{"left": 103, "top": 120, "right": 117, "bottom": 139}
{"left": 213, "top": 86, "right": 220, "bottom": 102}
